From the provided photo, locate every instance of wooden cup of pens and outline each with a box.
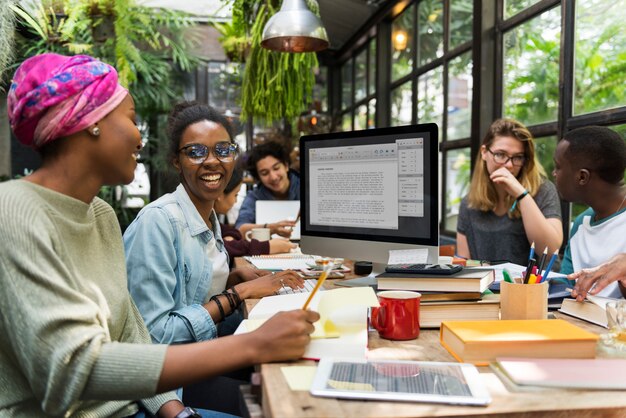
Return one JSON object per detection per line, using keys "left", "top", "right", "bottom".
{"left": 500, "top": 280, "right": 548, "bottom": 320}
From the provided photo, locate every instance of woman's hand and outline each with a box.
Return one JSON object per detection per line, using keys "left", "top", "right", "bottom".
{"left": 269, "top": 238, "right": 297, "bottom": 254}
{"left": 247, "top": 309, "right": 320, "bottom": 363}
{"left": 235, "top": 270, "right": 305, "bottom": 299}
{"left": 570, "top": 254, "right": 626, "bottom": 301}
{"left": 489, "top": 167, "right": 526, "bottom": 198}
{"left": 268, "top": 220, "right": 297, "bottom": 238}
{"left": 230, "top": 267, "right": 268, "bottom": 283}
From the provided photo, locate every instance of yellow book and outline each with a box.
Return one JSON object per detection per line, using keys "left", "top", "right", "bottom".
{"left": 439, "top": 319, "right": 599, "bottom": 366}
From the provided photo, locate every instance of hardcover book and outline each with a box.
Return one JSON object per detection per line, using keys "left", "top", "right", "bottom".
{"left": 377, "top": 268, "right": 494, "bottom": 293}
{"left": 439, "top": 319, "right": 599, "bottom": 366}
{"left": 420, "top": 293, "right": 500, "bottom": 328}
{"left": 558, "top": 294, "right": 619, "bottom": 328}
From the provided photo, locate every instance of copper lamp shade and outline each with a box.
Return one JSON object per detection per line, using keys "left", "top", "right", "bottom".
{"left": 261, "top": 0, "right": 329, "bottom": 53}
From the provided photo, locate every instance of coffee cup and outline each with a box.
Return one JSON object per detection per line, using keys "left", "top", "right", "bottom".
{"left": 371, "top": 290, "right": 421, "bottom": 340}
{"left": 245, "top": 227, "right": 271, "bottom": 242}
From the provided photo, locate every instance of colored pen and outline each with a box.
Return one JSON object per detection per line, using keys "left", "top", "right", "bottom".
{"left": 536, "top": 247, "right": 548, "bottom": 278}
{"left": 502, "top": 269, "right": 513, "bottom": 283}
{"left": 527, "top": 274, "right": 537, "bottom": 285}
{"left": 528, "top": 241, "right": 535, "bottom": 263}
{"left": 540, "top": 249, "right": 559, "bottom": 283}
{"left": 523, "top": 257, "right": 536, "bottom": 284}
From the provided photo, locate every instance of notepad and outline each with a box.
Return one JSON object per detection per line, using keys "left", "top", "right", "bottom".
{"left": 244, "top": 254, "right": 315, "bottom": 271}
{"left": 235, "top": 287, "right": 380, "bottom": 359}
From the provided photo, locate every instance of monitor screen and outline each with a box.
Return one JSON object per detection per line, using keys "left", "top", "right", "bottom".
{"left": 300, "top": 124, "right": 439, "bottom": 268}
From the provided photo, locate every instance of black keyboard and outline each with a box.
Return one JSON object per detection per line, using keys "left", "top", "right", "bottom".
{"left": 384, "top": 263, "right": 463, "bottom": 275}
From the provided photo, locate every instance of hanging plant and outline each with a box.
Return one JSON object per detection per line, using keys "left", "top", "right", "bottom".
{"left": 230, "top": 0, "right": 319, "bottom": 122}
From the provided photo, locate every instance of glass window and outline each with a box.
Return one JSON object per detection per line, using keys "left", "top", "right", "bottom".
{"left": 391, "top": 4, "right": 415, "bottom": 82}
{"left": 354, "top": 104, "right": 368, "bottom": 130}
{"left": 449, "top": 0, "right": 473, "bottom": 49}
{"left": 207, "top": 62, "right": 242, "bottom": 114}
{"left": 391, "top": 81, "right": 413, "bottom": 126}
{"left": 418, "top": 0, "right": 444, "bottom": 67}
{"left": 444, "top": 148, "right": 471, "bottom": 232}
{"left": 503, "top": 6, "right": 560, "bottom": 125}
{"left": 312, "top": 66, "right": 328, "bottom": 112}
{"left": 368, "top": 98, "right": 376, "bottom": 129}
{"left": 368, "top": 39, "right": 376, "bottom": 96}
{"left": 341, "top": 112, "right": 352, "bottom": 132}
{"left": 355, "top": 48, "right": 367, "bottom": 103}
{"left": 417, "top": 66, "right": 443, "bottom": 140}
{"left": 534, "top": 135, "right": 557, "bottom": 181}
{"left": 574, "top": 0, "right": 626, "bottom": 115}
{"left": 341, "top": 59, "right": 353, "bottom": 110}
{"left": 447, "top": 52, "right": 473, "bottom": 140}
{"left": 504, "top": 0, "right": 542, "bottom": 19}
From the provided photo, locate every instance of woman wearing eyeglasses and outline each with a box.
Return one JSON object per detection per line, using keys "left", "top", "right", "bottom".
{"left": 456, "top": 118, "right": 563, "bottom": 266}
{"left": 124, "top": 102, "right": 304, "bottom": 348}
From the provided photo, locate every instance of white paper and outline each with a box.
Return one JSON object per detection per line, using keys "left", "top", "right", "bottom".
{"left": 387, "top": 248, "right": 428, "bottom": 265}
{"left": 478, "top": 262, "right": 569, "bottom": 283}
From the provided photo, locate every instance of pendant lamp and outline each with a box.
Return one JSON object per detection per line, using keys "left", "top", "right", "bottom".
{"left": 261, "top": 0, "right": 329, "bottom": 53}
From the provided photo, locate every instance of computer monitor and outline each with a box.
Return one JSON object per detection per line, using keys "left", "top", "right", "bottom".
{"left": 300, "top": 124, "right": 439, "bottom": 270}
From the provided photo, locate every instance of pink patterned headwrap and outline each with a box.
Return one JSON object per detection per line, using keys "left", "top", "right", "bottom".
{"left": 7, "top": 53, "right": 128, "bottom": 149}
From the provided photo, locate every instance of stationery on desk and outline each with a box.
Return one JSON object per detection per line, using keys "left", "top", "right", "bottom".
{"left": 419, "top": 293, "right": 500, "bottom": 328}
{"left": 439, "top": 319, "right": 599, "bottom": 366}
{"left": 558, "top": 293, "right": 620, "bottom": 328}
{"left": 376, "top": 268, "right": 495, "bottom": 293}
{"left": 235, "top": 286, "right": 379, "bottom": 360}
{"left": 491, "top": 357, "right": 626, "bottom": 391}
{"left": 243, "top": 254, "right": 315, "bottom": 271}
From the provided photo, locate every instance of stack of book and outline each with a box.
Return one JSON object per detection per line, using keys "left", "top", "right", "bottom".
{"left": 376, "top": 268, "right": 498, "bottom": 327}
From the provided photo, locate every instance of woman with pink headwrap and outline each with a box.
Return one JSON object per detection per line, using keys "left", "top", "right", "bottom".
{"left": 0, "top": 53, "right": 318, "bottom": 418}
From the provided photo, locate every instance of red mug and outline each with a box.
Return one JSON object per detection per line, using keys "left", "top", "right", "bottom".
{"left": 371, "top": 290, "right": 421, "bottom": 340}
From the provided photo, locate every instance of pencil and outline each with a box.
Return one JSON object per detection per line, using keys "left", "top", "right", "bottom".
{"left": 302, "top": 262, "right": 331, "bottom": 310}
{"left": 540, "top": 249, "right": 559, "bottom": 282}
{"left": 536, "top": 247, "right": 548, "bottom": 277}
{"left": 528, "top": 242, "right": 535, "bottom": 263}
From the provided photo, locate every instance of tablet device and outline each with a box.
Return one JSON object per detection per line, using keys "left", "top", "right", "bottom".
{"left": 310, "top": 358, "right": 491, "bottom": 406}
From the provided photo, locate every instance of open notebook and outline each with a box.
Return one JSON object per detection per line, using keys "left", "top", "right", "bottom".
{"left": 235, "top": 287, "right": 379, "bottom": 360}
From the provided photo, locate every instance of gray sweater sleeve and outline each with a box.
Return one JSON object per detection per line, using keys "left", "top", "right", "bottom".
{"left": 0, "top": 187, "right": 177, "bottom": 415}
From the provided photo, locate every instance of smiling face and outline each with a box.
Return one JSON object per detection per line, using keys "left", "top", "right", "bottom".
{"left": 256, "top": 156, "right": 290, "bottom": 196}
{"left": 481, "top": 135, "right": 526, "bottom": 177}
{"left": 173, "top": 120, "right": 235, "bottom": 213}
{"left": 95, "top": 94, "right": 142, "bottom": 185}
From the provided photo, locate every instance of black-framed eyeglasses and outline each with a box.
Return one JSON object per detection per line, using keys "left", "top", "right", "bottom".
{"left": 178, "top": 142, "right": 238, "bottom": 164}
{"left": 487, "top": 148, "right": 526, "bottom": 167}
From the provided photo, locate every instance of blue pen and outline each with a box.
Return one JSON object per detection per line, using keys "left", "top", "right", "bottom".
{"left": 528, "top": 242, "right": 535, "bottom": 263}
{"left": 540, "top": 249, "right": 559, "bottom": 282}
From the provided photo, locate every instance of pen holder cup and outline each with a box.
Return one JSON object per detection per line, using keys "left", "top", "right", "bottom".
{"left": 500, "top": 281, "right": 548, "bottom": 320}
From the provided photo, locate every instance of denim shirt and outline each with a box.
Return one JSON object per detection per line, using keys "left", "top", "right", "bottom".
{"left": 235, "top": 170, "right": 300, "bottom": 228}
{"left": 124, "top": 184, "right": 227, "bottom": 344}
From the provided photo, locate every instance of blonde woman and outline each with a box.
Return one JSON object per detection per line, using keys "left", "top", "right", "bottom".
{"left": 456, "top": 118, "right": 563, "bottom": 266}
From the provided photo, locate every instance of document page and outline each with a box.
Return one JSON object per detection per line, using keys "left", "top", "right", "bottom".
{"left": 309, "top": 143, "right": 399, "bottom": 229}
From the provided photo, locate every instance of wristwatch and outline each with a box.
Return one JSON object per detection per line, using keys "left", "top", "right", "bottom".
{"left": 174, "top": 406, "right": 202, "bottom": 418}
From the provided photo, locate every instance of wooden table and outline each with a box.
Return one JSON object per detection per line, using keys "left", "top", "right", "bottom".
{"left": 237, "top": 258, "right": 626, "bottom": 417}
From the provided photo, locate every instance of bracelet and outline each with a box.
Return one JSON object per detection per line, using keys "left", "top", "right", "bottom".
{"left": 509, "top": 189, "right": 529, "bottom": 212}
{"left": 227, "top": 287, "right": 242, "bottom": 306}
{"left": 210, "top": 295, "right": 226, "bottom": 321}
{"left": 221, "top": 290, "right": 237, "bottom": 311}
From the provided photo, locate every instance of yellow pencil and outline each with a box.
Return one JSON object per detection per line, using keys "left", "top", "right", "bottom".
{"left": 302, "top": 261, "right": 331, "bottom": 310}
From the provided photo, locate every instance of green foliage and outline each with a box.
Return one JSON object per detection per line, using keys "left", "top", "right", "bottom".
{"left": 0, "top": 1, "right": 17, "bottom": 86}
{"left": 228, "top": 0, "right": 319, "bottom": 122}
{"left": 212, "top": 20, "right": 250, "bottom": 63}
{"left": 11, "top": 0, "right": 199, "bottom": 117}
